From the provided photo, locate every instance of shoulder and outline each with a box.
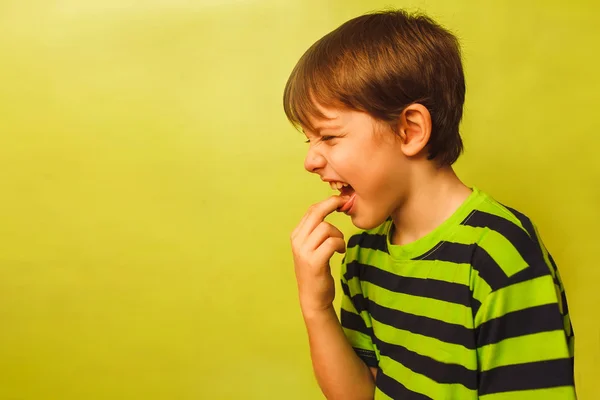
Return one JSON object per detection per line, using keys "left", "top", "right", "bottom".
{"left": 468, "top": 192, "right": 541, "bottom": 254}
{"left": 467, "top": 192, "right": 550, "bottom": 291}
{"left": 465, "top": 191, "right": 536, "bottom": 239}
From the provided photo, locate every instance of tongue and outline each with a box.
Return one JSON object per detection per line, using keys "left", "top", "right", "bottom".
{"left": 338, "top": 193, "right": 356, "bottom": 213}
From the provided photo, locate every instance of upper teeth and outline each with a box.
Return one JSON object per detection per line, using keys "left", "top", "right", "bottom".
{"left": 329, "top": 181, "right": 349, "bottom": 190}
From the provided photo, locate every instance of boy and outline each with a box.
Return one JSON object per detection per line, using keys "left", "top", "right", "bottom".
{"left": 284, "top": 9, "right": 576, "bottom": 400}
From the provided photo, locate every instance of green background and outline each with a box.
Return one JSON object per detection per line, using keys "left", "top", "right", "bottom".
{"left": 0, "top": 0, "right": 597, "bottom": 398}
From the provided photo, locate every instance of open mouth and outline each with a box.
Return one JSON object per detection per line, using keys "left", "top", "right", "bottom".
{"left": 328, "top": 181, "right": 355, "bottom": 196}
{"left": 329, "top": 181, "right": 356, "bottom": 213}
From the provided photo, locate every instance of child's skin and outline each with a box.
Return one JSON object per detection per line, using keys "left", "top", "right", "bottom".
{"left": 290, "top": 100, "right": 471, "bottom": 398}
{"left": 291, "top": 194, "right": 377, "bottom": 398}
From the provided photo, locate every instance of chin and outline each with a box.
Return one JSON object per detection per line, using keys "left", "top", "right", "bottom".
{"left": 350, "top": 213, "right": 388, "bottom": 231}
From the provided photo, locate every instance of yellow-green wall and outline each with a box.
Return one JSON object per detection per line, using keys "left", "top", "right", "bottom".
{"left": 0, "top": 0, "right": 597, "bottom": 399}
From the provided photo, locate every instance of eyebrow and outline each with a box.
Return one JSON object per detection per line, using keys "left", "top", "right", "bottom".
{"left": 306, "top": 124, "right": 343, "bottom": 134}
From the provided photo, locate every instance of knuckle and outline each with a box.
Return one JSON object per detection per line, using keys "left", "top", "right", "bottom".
{"left": 317, "top": 221, "right": 329, "bottom": 230}
{"left": 319, "top": 221, "right": 332, "bottom": 229}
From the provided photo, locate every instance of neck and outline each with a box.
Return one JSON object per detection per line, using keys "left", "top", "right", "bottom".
{"left": 389, "top": 165, "right": 472, "bottom": 246}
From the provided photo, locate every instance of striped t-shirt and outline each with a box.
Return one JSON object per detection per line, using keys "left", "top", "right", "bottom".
{"left": 340, "top": 187, "right": 576, "bottom": 399}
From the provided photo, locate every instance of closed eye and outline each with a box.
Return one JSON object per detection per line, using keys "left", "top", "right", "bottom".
{"left": 305, "top": 136, "right": 335, "bottom": 143}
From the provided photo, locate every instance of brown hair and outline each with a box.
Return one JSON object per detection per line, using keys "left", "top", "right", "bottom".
{"left": 283, "top": 9, "right": 466, "bottom": 166}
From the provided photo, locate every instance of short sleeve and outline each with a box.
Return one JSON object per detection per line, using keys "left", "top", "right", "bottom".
{"left": 339, "top": 256, "right": 378, "bottom": 368}
{"left": 474, "top": 271, "right": 576, "bottom": 399}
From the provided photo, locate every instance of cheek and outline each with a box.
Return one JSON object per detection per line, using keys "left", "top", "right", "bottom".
{"left": 361, "top": 160, "right": 402, "bottom": 199}
{"left": 330, "top": 148, "right": 361, "bottom": 174}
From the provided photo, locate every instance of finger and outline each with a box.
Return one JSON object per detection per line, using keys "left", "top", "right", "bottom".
{"left": 304, "top": 221, "right": 344, "bottom": 251}
{"left": 313, "top": 236, "right": 346, "bottom": 265}
{"left": 292, "top": 199, "right": 326, "bottom": 240}
{"left": 295, "top": 195, "right": 349, "bottom": 241}
{"left": 291, "top": 206, "right": 313, "bottom": 239}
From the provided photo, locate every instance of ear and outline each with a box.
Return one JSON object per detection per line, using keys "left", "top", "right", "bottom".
{"left": 397, "top": 103, "right": 432, "bottom": 157}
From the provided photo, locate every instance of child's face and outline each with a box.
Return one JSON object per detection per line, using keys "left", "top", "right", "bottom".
{"left": 302, "top": 103, "right": 410, "bottom": 230}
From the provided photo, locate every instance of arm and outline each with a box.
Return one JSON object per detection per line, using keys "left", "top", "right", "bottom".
{"left": 303, "top": 307, "right": 377, "bottom": 400}
{"left": 291, "top": 195, "right": 376, "bottom": 400}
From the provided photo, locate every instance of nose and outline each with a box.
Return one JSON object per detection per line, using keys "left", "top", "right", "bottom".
{"left": 304, "top": 146, "right": 326, "bottom": 173}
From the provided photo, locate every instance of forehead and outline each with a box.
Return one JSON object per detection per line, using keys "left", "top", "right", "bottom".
{"left": 302, "top": 100, "right": 350, "bottom": 133}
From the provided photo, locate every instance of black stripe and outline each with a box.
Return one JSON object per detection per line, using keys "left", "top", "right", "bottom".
{"left": 503, "top": 206, "right": 567, "bottom": 291}
{"left": 479, "top": 358, "right": 574, "bottom": 395}
{"left": 548, "top": 253, "right": 563, "bottom": 288}
{"left": 473, "top": 267, "right": 551, "bottom": 328}
{"left": 344, "top": 261, "right": 472, "bottom": 308}
{"left": 464, "top": 211, "right": 551, "bottom": 278}
{"left": 341, "top": 282, "right": 370, "bottom": 317}
{"left": 375, "top": 338, "right": 478, "bottom": 390}
{"left": 343, "top": 261, "right": 364, "bottom": 281}
{"left": 340, "top": 309, "right": 372, "bottom": 337}
{"left": 416, "top": 241, "right": 473, "bottom": 263}
{"left": 416, "top": 241, "right": 509, "bottom": 292}
{"left": 471, "top": 244, "right": 509, "bottom": 291}
{"left": 347, "top": 232, "right": 388, "bottom": 252}
{"left": 463, "top": 211, "right": 530, "bottom": 245}
{"left": 560, "top": 288, "right": 571, "bottom": 317}
{"left": 471, "top": 298, "right": 482, "bottom": 320}
{"left": 367, "top": 299, "right": 475, "bottom": 350}
{"left": 341, "top": 281, "right": 369, "bottom": 314}
{"left": 476, "top": 303, "right": 565, "bottom": 347}
{"left": 503, "top": 260, "right": 551, "bottom": 287}
{"left": 354, "top": 348, "right": 379, "bottom": 368}
{"left": 503, "top": 205, "right": 535, "bottom": 240}
{"left": 504, "top": 205, "right": 555, "bottom": 281}
{"left": 548, "top": 253, "right": 559, "bottom": 276}
{"left": 377, "top": 370, "right": 433, "bottom": 399}
{"left": 341, "top": 280, "right": 352, "bottom": 297}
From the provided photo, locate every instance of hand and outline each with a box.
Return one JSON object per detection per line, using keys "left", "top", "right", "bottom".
{"left": 290, "top": 195, "right": 350, "bottom": 316}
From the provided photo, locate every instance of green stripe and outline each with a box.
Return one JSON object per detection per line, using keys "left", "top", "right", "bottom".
{"left": 347, "top": 255, "right": 439, "bottom": 281}
{"left": 568, "top": 337, "right": 575, "bottom": 358}
{"left": 378, "top": 355, "right": 476, "bottom": 399}
{"left": 479, "top": 230, "right": 528, "bottom": 277}
{"left": 358, "top": 283, "right": 472, "bottom": 327}
{"left": 564, "top": 314, "right": 571, "bottom": 336}
{"left": 374, "top": 387, "right": 393, "bottom": 400}
{"left": 342, "top": 326, "right": 374, "bottom": 353}
{"left": 471, "top": 269, "right": 493, "bottom": 305}
{"left": 340, "top": 301, "right": 374, "bottom": 330}
{"left": 371, "top": 318, "right": 477, "bottom": 370}
{"left": 449, "top": 223, "right": 487, "bottom": 244}
{"left": 478, "top": 331, "right": 571, "bottom": 371}
{"left": 416, "top": 259, "right": 469, "bottom": 283}
{"left": 475, "top": 275, "right": 558, "bottom": 327}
